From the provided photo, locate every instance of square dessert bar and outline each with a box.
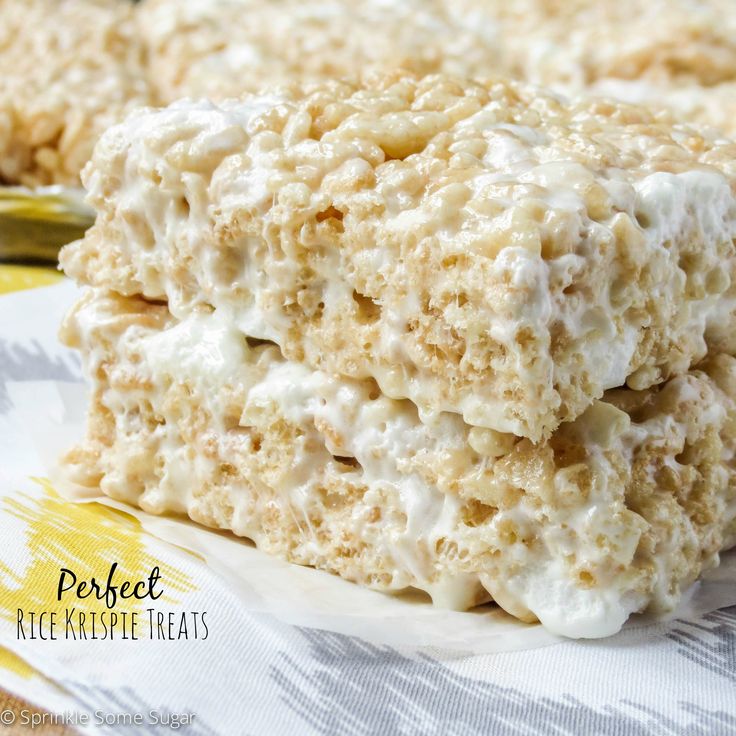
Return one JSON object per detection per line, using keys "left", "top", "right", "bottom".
{"left": 61, "top": 290, "right": 736, "bottom": 638}
{"left": 0, "top": 0, "right": 151, "bottom": 186}
{"left": 61, "top": 74, "right": 736, "bottom": 440}
{"left": 136, "top": 0, "right": 501, "bottom": 103}
{"left": 452, "top": 0, "right": 736, "bottom": 136}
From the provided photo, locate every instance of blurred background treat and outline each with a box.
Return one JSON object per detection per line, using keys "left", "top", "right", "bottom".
{"left": 136, "top": 0, "right": 502, "bottom": 102}
{"left": 0, "top": 0, "right": 148, "bottom": 263}
{"left": 0, "top": 0, "right": 151, "bottom": 188}
{"left": 138, "top": 0, "right": 736, "bottom": 136}
{"left": 456, "top": 0, "right": 736, "bottom": 137}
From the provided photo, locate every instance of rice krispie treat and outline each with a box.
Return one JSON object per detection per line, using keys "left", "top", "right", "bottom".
{"left": 477, "top": 0, "right": 736, "bottom": 88}
{"left": 0, "top": 0, "right": 152, "bottom": 186}
{"left": 60, "top": 289, "right": 736, "bottom": 638}
{"left": 137, "top": 0, "right": 736, "bottom": 137}
{"left": 61, "top": 74, "right": 736, "bottom": 440}
{"left": 586, "top": 79, "right": 736, "bottom": 140}
{"left": 136, "top": 0, "right": 501, "bottom": 103}
{"left": 454, "top": 0, "right": 736, "bottom": 136}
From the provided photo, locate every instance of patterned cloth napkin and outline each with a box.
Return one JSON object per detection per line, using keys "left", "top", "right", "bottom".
{"left": 0, "top": 266, "right": 734, "bottom": 736}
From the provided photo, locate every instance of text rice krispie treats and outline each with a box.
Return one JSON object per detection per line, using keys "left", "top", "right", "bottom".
{"left": 0, "top": 0, "right": 152, "bottom": 186}
{"left": 60, "top": 289, "right": 736, "bottom": 638}
{"left": 61, "top": 74, "right": 736, "bottom": 440}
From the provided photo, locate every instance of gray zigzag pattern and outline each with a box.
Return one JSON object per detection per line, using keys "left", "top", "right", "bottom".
{"left": 271, "top": 627, "right": 736, "bottom": 736}
{"left": 0, "top": 338, "right": 80, "bottom": 413}
{"left": 666, "top": 606, "right": 736, "bottom": 683}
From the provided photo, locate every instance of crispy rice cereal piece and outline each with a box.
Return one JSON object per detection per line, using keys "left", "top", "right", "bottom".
{"left": 0, "top": 0, "right": 152, "bottom": 186}
{"left": 60, "top": 290, "right": 736, "bottom": 638}
{"left": 61, "top": 74, "right": 736, "bottom": 440}
{"left": 136, "top": 0, "right": 501, "bottom": 103}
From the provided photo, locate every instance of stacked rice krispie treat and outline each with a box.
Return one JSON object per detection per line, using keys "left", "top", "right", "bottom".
{"left": 61, "top": 74, "right": 736, "bottom": 637}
